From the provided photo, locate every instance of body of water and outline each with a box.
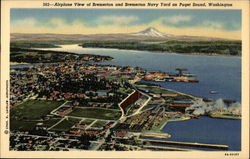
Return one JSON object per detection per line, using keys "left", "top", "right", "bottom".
{"left": 162, "top": 117, "right": 241, "bottom": 150}
{"left": 10, "top": 64, "right": 33, "bottom": 69}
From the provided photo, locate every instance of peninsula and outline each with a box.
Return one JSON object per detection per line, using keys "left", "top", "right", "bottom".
{"left": 11, "top": 27, "right": 241, "bottom": 56}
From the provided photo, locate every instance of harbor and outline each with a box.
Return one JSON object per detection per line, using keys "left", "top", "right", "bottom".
{"left": 140, "top": 139, "right": 229, "bottom": 150}
{"left": 144, "top": 68, "right": 199, "bottom": 83}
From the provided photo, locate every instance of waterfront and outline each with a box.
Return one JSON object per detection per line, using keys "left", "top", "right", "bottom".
{"left": 42, "top": 44, "right": 241, "bottom": 150}
{"left": 48, "top": 44, "right": 241, "bottom": 102}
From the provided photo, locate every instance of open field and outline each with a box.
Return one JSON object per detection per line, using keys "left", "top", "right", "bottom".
{"left": 50, "top": 118, "right": 81, "bottom": 132}
{"left": 117, "top": 87, "right": 133, "bottom": 94}
{"left": 137, "top": 85, "right": 174, "bottom": 94}
{"left": 11, "top": 100, "right": 64, "bottom": 120}
{"left": 68, "top": 108, "right": 122, "bottom": 120}
{"left": 10, "top": 116, "right": 62, "bottom": 131}
{"left": 10, "top": 100, "right": 64, "bottom": 131}
{"left": 91, "top": 121, "right": 108, "bottom": 128}
{"left": 81, "top": 119, "right": 95, "bottom": 125}
{"left": 10, "top": 120, "right": 39, "bottom": 131}
{"left": 41, "top": 118, "right": 62, "bottom": 128}
{"left": 106, "top": 76, "right": 128, "bottom": 81}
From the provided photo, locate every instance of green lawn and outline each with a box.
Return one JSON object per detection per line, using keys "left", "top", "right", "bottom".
{"left": 69, "top": 108, "right": 122, "bottom": 120}
{"left": 10, "top": 120, "right": 38, "bottom": 131}
{"left": 106, "top": 76, "right": 127, "bottom": 81}
{"left": 117, "top": 87, "right": 133, "bottom": 94}
{"left": 10, "top": 100, "right": 64, "bottom": 131}
{"left": 10, "top": 116, "right": 62, "bottom": 131}
{"left": 11, "top": 100, "right": 64, "bottom": 120}
{"left": 81, "top": 119, "right": 94, "bottom": 125}
{"left": 50, "top": 118, "right": 81, "bottom": 132}
{"left": 138, "top": 85, "right": 175, "bottom": 94}
{"left": 41, "top": 118, "right": 62, "bottom": 128}
{"left": 91, "top": 121, "right": 108, "bottom": 128}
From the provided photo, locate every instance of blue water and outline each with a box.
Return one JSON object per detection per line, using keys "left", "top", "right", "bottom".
{"left": 10, "top": 64, "right": 33, "bottom": 69}
{"left": 41, "top": 44, "right": 241, "bottom": 150}
{"left": 163, "top": 117, "right": 241, "bottom": 150}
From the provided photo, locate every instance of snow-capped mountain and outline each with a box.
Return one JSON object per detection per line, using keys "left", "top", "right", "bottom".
{"left": 132, "top": 27, "right": 172, "bottom": 37}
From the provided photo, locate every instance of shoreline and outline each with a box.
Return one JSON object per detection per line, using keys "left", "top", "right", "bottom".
{"left": 78, "top": 46, "right": 241, "bottom": 57}
{"left": 158, "top": 116, "right": 191, "bottom": 132}
{"left": 136, "top": 83, "right": 241, "bottom": 134}
{"left": 148, "top": 114, "right": 240, "bottom": 136}
{"left": 151, "top": 50, "right": 241, "bottom": 57}
{"left": 209, "top": 113, "right": 241, "bottom": 120}
{"left": 12, "top": 43, "right": 241, "bottom": 57}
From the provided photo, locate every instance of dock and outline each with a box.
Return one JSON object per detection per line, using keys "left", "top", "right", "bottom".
{"left": 140, "top": 139, "right": 229, "bottom": 150}
{"left": 143, "top": 145, "right": 193, "bottom": 151}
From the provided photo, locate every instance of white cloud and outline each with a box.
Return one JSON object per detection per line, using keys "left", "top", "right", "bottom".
{"left": 11, "top": 18, "right": 37, "bottom": 27}
{"left": 45, "top": 18, "right": 66, "bottom": 27}
{"left": 202, "top": 21, "right": 224, "bottom": 29}
{"left": 164, "top": 15, "right": 192, "bottom": 24}
{"left": 98, "top": 15, "right": 138, "bottom": 25}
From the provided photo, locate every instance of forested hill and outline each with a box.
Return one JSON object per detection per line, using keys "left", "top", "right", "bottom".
{"left": 81, "top": 40, "right": 241, "bottom": 56}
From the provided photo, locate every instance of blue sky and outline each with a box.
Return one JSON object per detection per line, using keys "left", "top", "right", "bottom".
{"left": 10, "top": 9, "right": 241, "bottom": 39}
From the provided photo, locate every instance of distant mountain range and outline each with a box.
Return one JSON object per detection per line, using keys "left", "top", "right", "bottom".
{"left": 11, "top": 27, "right": 236, "bottom": 42}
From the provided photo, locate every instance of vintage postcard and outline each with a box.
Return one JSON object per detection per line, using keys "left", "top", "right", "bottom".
{"left": 1, "top": 0, "right": 249, "bottom": 158}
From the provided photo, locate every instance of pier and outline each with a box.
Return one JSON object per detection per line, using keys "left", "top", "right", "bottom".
{"left": 140, "top": 139, "right": 229, "bottom": 150}
{"left": 143, "top": 145, "right": 192, "bottom": 151}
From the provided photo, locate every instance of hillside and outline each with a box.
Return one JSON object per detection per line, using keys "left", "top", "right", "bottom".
{"left": 11, "top": 27, "right": 232, "bottom": 42}
{"left": 81, "top": 40, "right": 241, "bottom": 56}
